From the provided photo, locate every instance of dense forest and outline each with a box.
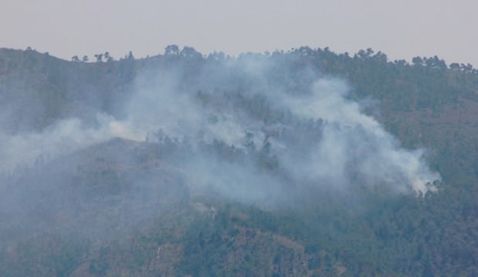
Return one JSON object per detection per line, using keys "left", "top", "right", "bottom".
{"left": 0, "top": 46, "right": 478, "bottom": 276}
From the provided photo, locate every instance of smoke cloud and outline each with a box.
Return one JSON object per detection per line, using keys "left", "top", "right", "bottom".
{"left": 0, "top": 54, "right": 440, "bottom": 211}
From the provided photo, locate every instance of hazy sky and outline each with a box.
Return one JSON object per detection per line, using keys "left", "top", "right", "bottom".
{"left": 1, "top": 0, "right": 477, "bottom": 65}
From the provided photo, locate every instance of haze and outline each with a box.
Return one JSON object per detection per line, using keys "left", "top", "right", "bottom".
{"left": 1, "top": 0, "right": 477, "bottom": 64}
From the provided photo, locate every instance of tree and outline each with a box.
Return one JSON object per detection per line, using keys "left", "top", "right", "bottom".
{"left": 165, "top": 45, "right": 180, "bottom": 56}
{"left": 450, "top": 63, "right": 460, "bottom": 70}
{"left": 71, "top": 56, "right": 80, "bottom": 62}
{"left": 356, "top": 48, "right": 375, "bottom": 59}
{"left": 180, "top": 46, "right": 202, "bottom": 59}
{"left": 412, "top": 56, "right": 424, "bottom": 66}
{"left": 425, "top": 56, "right": 446, "bottom": 69}
{"left": 104, "top": 52, "right": 113, "bottom": 62}
{"left": 207, "top": 52, "right": 226, "bottom": 61}
{"left": 94, "top": 54, "right": 103, "bottom": 63}
{"left": 82, "top": 55, "right": 89, "bottom": 62}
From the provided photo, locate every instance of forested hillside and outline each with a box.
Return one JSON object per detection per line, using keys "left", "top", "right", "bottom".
{"left": 0, "top": 46, "right": 478, "bottom": 276}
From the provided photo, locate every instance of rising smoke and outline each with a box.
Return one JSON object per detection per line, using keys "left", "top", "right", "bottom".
{"left": 0, "top": 53, "right": 440, "bottom": 213}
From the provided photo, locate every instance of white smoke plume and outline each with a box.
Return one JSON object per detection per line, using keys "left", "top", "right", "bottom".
{"left": 0, "top": 56, "right": 440, "bottom": 201}
{"left": 281, "top": 79, "right": 439, "bottom": 194}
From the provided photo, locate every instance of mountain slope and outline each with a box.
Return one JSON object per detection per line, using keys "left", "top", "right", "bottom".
{"left": 0, "top": 47, "right": 478, "bottom": 276}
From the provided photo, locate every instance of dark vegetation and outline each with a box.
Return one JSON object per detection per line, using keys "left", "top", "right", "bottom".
{"left": 1, "top": 46, "right": 478, "bottom": 276}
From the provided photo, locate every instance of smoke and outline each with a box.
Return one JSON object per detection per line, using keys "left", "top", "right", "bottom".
{"left": 281, "top": 79, "right": 439, "bottom": 194}
{"left": 122, "top": 57, "right": 438, "bottom": 197}
{"left": 0, "top": 54, "right": 439, "bottom": 209}
{"left": 0, "top": 114, "right": 141, "bottom": 173}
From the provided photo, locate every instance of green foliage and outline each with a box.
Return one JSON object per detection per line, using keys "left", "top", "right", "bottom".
{"left": 1, "top": 46, "right": 478, "bottom": 275}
